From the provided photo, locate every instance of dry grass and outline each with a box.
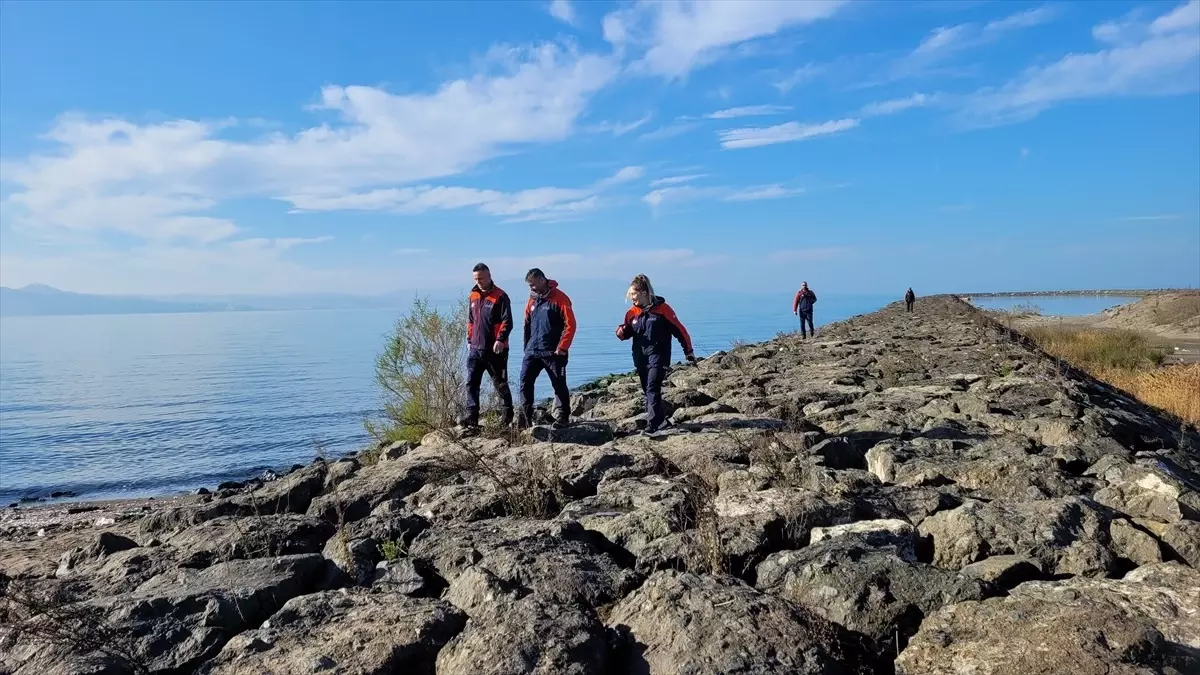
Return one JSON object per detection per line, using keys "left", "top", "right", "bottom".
{"left": 1099, "top": 364, "right": 1200, "bottom": 426}
{"left": 1023, "top": 326, "right": 1198, "bottom": 425}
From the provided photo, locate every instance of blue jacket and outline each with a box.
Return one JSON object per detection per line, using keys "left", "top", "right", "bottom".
{"left": 793, "top": 288, "right": 817, "bottom": 313}
{"left": 523, "top": 281, "right": 576, "bottom": 355}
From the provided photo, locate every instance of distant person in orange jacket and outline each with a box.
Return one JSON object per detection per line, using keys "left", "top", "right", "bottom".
{"left": 793, "top": 282, "right": 817, "bottom": 338}
{"left": 519, "top": 268, "right": 576, "bottom": 429}
{"left": 461, "top": 262, "right": 514, "bottom": 434}
{"left": 905, "top": 288, "right": 916, "bottom": 312}
{"left": 616, "top": 274, "right": 696, "bottom": 436}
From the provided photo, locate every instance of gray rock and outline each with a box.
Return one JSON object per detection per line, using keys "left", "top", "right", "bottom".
{"left": 896, "top": 563, "right": 1200, "bottom": 675}
{"left": 557, "top": 475, "right": 691, "bottom": 558}
{"left": 1160, "top": 520, "right": 1200, "bottom": 568}
{"left": 809, "top": 518, "right": 917, "bottom": 559}
{"left": 809, "top": 437, "right": 866, "bottom": 470}
{"left": 4, "top": 554, "right": 327, "bottom": 675}
{"left": 1109, "top": 519, "right": 1162, "bottom": 566}
{"left": 409, "top": 517, "right": 640, "bottom": 607}
{"left": 404, "top": 473, "right": 507, "bottom": 524}
{"left": 308, "top": 448, "right": 450, "bottom": 523}
{"left": 756, "top": 536, "right": 990, "bottom": 650}
{"left": 436, "top": 568, "right": 609, "bottom": 675}
{"left": 323, "top": 458, "right": 360, "bottom": 490}
{"left": 918, "top": 497, "right": 1120, "bottom": 577}
{"left": 202, "top": 589, "right": 465, "bottom": 674}
{"left": 530, "top": 421, "right": 614, "bottom": 446}
{"left": 1093, "top": 458, "right": 1200, "bottom": 523}
{"left": 166, "top": 514, "right": 336, "bottom": 564}
{"left": 960, "top": 555, "right": 1044, "bottom": 588}
{"left": 606, "top": 571, "right": 877, "bottom": 674}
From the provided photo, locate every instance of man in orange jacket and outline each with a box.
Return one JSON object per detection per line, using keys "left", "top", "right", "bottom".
{"left": 518, "top": 268, "right": 576, "bottom": 428}
{"left": 461, "top": 262, "right": 514, "bottom": 434}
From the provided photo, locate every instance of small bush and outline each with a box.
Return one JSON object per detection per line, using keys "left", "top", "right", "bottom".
{"left": 378, "top": 539, "right": 406, "bottom": 562}
{"left": 371, "top": 297, "right": 468, "bottom": 443}
{"left": 1023, "top": 326, "right": 1165, "bottom": 371}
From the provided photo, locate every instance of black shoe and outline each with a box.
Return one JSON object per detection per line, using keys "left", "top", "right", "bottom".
{"left": 552, "top": 419, "right": 570, "bottom": 430}
{"left": 457, "top": 424, "right": 480, "bottom": 438}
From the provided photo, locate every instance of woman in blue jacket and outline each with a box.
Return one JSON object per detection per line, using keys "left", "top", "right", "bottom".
{"left": 616, "top": 274, "right": 696, "bottom": 435}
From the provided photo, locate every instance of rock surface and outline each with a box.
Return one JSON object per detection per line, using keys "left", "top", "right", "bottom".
{"left": 3, "top": 296, "right": 1198, "bottom": 674}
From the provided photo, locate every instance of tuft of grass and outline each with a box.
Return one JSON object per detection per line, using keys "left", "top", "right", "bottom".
{"left": 1023, "top": 326, "right": 1165, "bottom": 371}
{"left": 378, "top": 539, "right": 406, "bottom": 562}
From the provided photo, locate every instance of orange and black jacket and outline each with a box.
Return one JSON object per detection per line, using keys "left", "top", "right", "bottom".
{"left": 523, "top": 280, "right": 576, "bottom": 355}
{"left": 619, "top": 296, "right": 693, "bottom": 366}
{"left": 468, "top": 283, "right": 513, "bottom": 352}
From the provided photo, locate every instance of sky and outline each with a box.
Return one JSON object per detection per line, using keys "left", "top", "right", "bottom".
{"left": 1, "top": 0, "right": 1198, "bottom": 297}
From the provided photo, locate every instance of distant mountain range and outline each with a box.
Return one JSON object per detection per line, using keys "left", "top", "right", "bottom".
{"left": 0, "top": 285, "right": 254, "bottom": 316}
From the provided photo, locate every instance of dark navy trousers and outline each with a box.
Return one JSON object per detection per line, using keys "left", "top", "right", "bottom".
{"left": 464, "top": 349, "right": 513, "bottom": 425}
{"left": 519, "top": 352, "right": 570, "bottom": 424}
{"left": 637, "top": 358, "right": 669, "bottom": 429}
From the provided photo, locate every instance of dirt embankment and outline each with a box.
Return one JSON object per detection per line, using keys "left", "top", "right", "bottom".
{"left": 1015, "top": 292, "right": 1200, "bottom": 364}
{"left": 3, "top": 296, "right": 1199, "bottom": 675}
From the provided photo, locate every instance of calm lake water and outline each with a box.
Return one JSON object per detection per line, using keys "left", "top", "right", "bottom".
{"left": 968, "top": 295, "right": 1142, "bottom": 315}
{"left": 1, "top": 292, "right": 908, "bottom": 504}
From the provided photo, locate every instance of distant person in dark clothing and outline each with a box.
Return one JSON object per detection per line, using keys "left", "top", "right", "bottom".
{"left": 905, "top": 288, "right": 916, "bottom": 313}
{"left": 518, "top": 268, "right": 576, "bottom": 428}
{"left": 461, "top": 263, "right": 513, "bottom": 434}
{"left": 793, "top": 282, "right": 817, "bottom": 338}
{"left": 616, "top": 275, "right": 696, "bottom": 436}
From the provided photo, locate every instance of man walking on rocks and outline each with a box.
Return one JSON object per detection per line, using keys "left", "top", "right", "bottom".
{"left": 793, "top": 281, "right": 817, "bottom": 338}
{"left": 519, "top": 268, "right": 576, "bottom": 429}
{"left": 460, "top": 263, "right": 514, "bottom": 434}
{"left": 905, "top": 287, "right": 916, "bottom": 313}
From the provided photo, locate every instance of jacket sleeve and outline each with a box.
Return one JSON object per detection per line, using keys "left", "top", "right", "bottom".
{"left": 555, "top": 292, "right": 577, "bottom": 352}
{"left": 496, "top": 293, "right": 513, "bottom": 344}
{"left": 659, "top": 303, "right": 694, "bottom": 356}
{"left": 617, "top": 309, "right": 635, "bottom": 340}
{"left": 792, "top": 291, "right": 802, "bottom": 312}
{"left": 523, "top": 298, "right": 532, "bottom": 349}
{"left": 809, "top": 291, "right": 817, "bottom": 304}
{"left": 467, "top": 298, "right": 474, "bottom": 342}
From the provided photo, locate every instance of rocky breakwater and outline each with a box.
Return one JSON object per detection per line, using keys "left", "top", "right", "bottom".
{"left": 3, "top": 296, "right": 1199, "bottom": 674}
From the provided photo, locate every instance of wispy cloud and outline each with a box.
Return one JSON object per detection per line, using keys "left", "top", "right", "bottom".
{"left": 1118, "top": 214, "right": 1182, "bottom": 221}
{"left": 860, "top": 93, "right": 933, "bottom": 116}
{"left": 603, "top": 0, "right": 847, "bottom": 78}
{"left": 586, "top": 114, "right": 652, "bottom": 136}
{"left": 718, "top": 118, "right": 859, "bottom": 149}
{"left": 548, "top": 0, "right": 578, "bottom": 27}
{"left": 893, "top": 5, "right": 1058, "bottom": 79}
{"left": 639, "top": 121, "right": 702, "bottom": 141}
{"left": 704, "top": 104, "right": 792, "bottom": 119}
{"left": 773, "top": 62, "right": 824, "bottom": 93}
{"left": 959, "top": 1, "right": 1200, "bottom": 126}
{"left": 724, "top": 184, "right": 804, "bottom": 201}
{"left": 650, "top": 174, "right": 708, "bottom": 187}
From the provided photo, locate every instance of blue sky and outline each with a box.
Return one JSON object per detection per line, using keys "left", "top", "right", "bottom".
{"left": 1, "top": 0, "right": 1197, "bottom": 296}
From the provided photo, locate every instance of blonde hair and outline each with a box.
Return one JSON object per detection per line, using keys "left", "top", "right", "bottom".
{"left": 627, "top": 274, "right": 655, "bottom": 304}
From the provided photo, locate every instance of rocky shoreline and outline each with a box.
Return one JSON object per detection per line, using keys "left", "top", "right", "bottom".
{"left": 3, "top": 296, "right": 1198, "bottom": 674}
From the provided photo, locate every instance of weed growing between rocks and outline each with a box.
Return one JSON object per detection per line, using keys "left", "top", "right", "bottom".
{"left": 442, "top": 438, "right": 566, "bottom": 518}
{"left": 378, "top": 539, "right": 406, "bottom": 562}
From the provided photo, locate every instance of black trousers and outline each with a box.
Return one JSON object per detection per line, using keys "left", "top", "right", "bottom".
{"left": 637, "top": 360, "right": 668, "bottom": 428}
{"left": 464, "top": 349, "right": 513, "bottom": 425}
{"left": 519, "top": 352, "right": 570, "bottom": 424}
{"left": 798, "top": 310, "right": 815, "bottom": 337}
{"left": 905, "top": 300, "right": 914, "bottom": 312}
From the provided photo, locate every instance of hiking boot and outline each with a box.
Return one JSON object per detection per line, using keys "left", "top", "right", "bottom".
{"left": 457, "top": 424, "right": 481, "bottom": 438}
{"left": 552, "top": 419, "right": 570, "bottom": 430}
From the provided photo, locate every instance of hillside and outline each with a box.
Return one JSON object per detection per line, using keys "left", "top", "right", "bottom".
{"left": 0, "top": 285, "right": 241, "bottom": 317}
{"left": 1095, "top": 292, "right": 1200, "bottom": 337}
{"left": 2, "top": 296, "right": 1198, "bottom": 674}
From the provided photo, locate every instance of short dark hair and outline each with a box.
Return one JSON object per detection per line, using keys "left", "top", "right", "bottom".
{"left": 472, "top": 262, "right": 489, "bottom": 273}
{"left": 525, "top": 268, "right": 545, "bottom": 282}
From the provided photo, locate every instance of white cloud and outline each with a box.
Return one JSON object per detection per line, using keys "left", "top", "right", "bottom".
{"left": 485, "top": 248, "right": 726, "bottom": 276}
{"left": 723, "top": 184, "right": 804, "bottom": 201}
{"left": 717, "top": 118, "right": 859, "bottom": 149}
{"left": 603, "top": 0, "right": 846, "bottom": 78}
{"left": 860, "top": 93, "right": 931, "bottom": 116}
{"left": 961, "top": 2, "right": 1200, "bottom": 125}
{"left": 2, "top": 43, "right": 618, "bottom": 243}
{"left": 286, "top": 165, "right": 642, "bottom": 222}
{"left": 642, "top": 185, "right": 724, "bottom": 211}
{"left": 772, "top": 62, "right": 824, "bottom": 93}
{"left": 548, "top": 0, "right": 578, "bottom": 27}
{"left": 704, "top": 104, "right": 792, "bottom": 119}
{"left": 895, "top": 5, "right": 1057, "bottom": 77}
{"left": 983, "top": 6, "right": 1056, "bottom": 33}
{"left": 585, "top": 114, "right": 652, "bottom": 136}
{"left": 650, "top": 173, "right": 708, "bottom": 187}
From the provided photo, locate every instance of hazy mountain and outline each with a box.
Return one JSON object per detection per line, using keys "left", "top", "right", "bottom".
{"left": 0, "top": 285, "right": 249, "bottom": 317}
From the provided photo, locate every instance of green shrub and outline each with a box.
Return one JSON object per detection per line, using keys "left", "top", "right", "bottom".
{"left": 370, "top": 296, "right": 468, "bottom": 443}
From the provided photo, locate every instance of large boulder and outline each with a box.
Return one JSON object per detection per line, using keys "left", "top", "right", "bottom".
{"left": 141, "top": 463, "right": 329, "bottom": 533}
{"left": 606, "top": 571, "right": 876, "bottom": 674}
{"left": 2, "top": 554, "right": 327, "bottom": 675}
{"left": 918, "top": 497, "right": 1119, "bottom": 576}
{"left": 165, "top": 514, "right": 335, "bottom": 566}
{"left": 201, "top": 589, "right": 464, "bottom": 674}
{"left": 557, "top": 475, "right": 691, "bottom": 558}
{"left": 712, "top": 488, "right": 856, "bottom": 573}
{"left": 408, "top": 518, "right": 640, "bottom": 607}
{"left": 1092, "top": 457, "right": 1200, "bottom": 524}
{"left": 307, "top": 448, "right": 451, "bottom": 523}
{"left": 896, "top": 563, "right": 1200, "bottom": 675}
{"left": 756, "top": 536, "right": 991, "bottom": 651}
{"left": 436, "top": 567, "right": 609, "bottom": 674}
